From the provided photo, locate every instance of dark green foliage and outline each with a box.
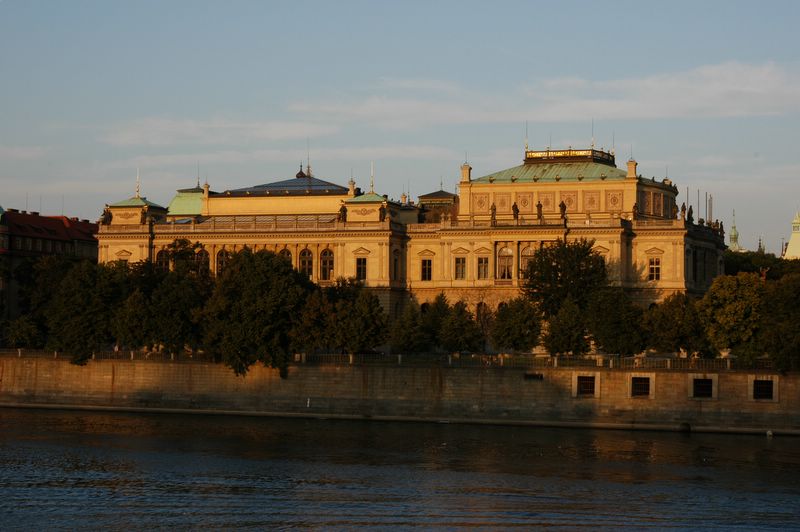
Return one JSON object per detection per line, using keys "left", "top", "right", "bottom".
{"left": 203, "top": 249, "right": 313, "bottom": 376}
{"left": 113, "top": 289, "right": 152, "bottom": 349}
{"left": 290, "top": 289, "right": 336, "bottom": 353}
{"left": 46, "top": 261, "right": 128, "bottom": 362}
{"left": 696, "top": 272, "right": 764, "bottom": 356}
{"left": 523, "top": 238, "right": 607, "bottom": 317}
{"left": 543, "top": 298, "right": 588, "bottom": 356}
{"left": 586, "top": 288, "right": 646, "bottom": 356}
{"left": 389, "top": 301, "right": 429, "bottom": 353}
{"left": 333, "top": 289, "right": 388, "bottom": 354}
{"left": 752, "top": 274, "right": 800, "bottom": 370}
{"left": 439, "top": 301, "right": 484, "bottom": 353}
{"left": 490, "top": 297, "right": 540, "bottom": 352}
{"left": 643, "top": 293, "right": 712, "bottom": 356}
{"left": 5, "top": 315, "right": 43, "bottom": 348}
{"left": 723, "top": 250, "right": 800, "bottom": 281}
{"left": 420, "top": 292, "right": 450, "bottom": 350}
{"left": 149, "top": 271, "right": 209, "bottom": 354}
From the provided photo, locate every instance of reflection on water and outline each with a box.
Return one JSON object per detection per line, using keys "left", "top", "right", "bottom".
{"left": 0, "top": 408, "right": 798, "bottom": 529}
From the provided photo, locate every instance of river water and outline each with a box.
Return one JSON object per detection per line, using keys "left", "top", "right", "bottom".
{"left": 0, "top": 408, "right": 798, "bottom": 530}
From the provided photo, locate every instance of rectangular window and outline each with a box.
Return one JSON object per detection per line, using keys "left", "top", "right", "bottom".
{"left": 356, "top": 257, "right": 367, "bottom": 281}
{"left": 753, "top": 379, "right": 774, "bottom": 400}
{"left": 576, "top": 376, "right": 595, "bottom": 397}
{"left": 648, "top": 257, "right": 661, "bottom": 281}
{"left": 692, "top": 378, "right": 713, "bottom": 398}
{"left": 454, "top": 257, "right": 466, "bottom": 280}
{"left": 421, "top": 259, "right": 432, "bottom": 281}
{"left": 631, "top": 377, "right": 650, "bottom": 397}
{"left": 477, "top": 257, "right": 489, "bottom": 280}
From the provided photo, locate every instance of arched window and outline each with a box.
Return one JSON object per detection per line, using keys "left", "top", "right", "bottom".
{"left": 497, "top": 247, "right": 513, "bottom": 279}
{"left": 156, "top": 250, "right": 169, "bottom": 271}
{"left": 320, "top": 248, "right": 334, "bottom": 281}
{"left": 278, "top": 248, "right": 292, "bottom": 264}
{"left": 299, "top": 248, "right": 313, "bottom": 278}
{"left": 216, "top": 250, "right": 230, "bottom": 275}
{"left": 195, "top": 249, "right": 210, "bottom": 273}
{"left": 520, "top": 246, "right": 535, "bottom": 277}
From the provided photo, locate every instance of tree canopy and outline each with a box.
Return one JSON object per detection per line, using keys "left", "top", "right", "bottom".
{"left": 523, "top": 238, "right": 607, "bottom": 317}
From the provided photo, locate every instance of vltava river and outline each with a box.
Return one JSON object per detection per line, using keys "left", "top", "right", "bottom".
{"left": 0, "top": 408, "right": 798, "bottom": 530}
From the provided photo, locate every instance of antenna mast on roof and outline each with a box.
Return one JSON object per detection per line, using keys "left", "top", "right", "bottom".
{"left": 306, "top": 138, "right": 311, "bottom": 177}
{"left": 136, "top": 168, "right": 141, "bottom": 198}
{"left": 196, "top": 161, "right": 200, "bottom": 187}
{"left": 591, "top": 118, "right": 595, "bottom": 149}
{"left": 370, "top": 161, "right": 375, "bottom": 193}
{"left": 611, "top": 131, "right": 616, "bottom": 155}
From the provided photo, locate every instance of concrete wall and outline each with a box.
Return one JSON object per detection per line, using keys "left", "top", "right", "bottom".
{"left": 1, "top": 357, "right": 798, "bottom": 434}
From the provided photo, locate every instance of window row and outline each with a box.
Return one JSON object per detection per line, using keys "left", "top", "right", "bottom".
{"left": 11, "top": 236, "right": 72, "bottom": 254}
{"left": 569, "top": 374, "right": 778, "bottom": 401}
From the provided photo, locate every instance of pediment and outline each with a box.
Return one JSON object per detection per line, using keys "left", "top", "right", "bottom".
{"left": 352, "top": 247, "right": 371, "bottom": 255}
{"left": 451, "top": 247, "right": 470, "bottom": 255}
{"left": 593, "top": 245, "right": 610, "bottom": 254}
{"left": 417, "top": 249, "right": 436, "bottom": 257}
{"left": 474, "top": 247, "right": 492, "bottom": 254}
{"left": 115, "top": 249, "right": 132, "bottom": 258}
{"left": 645, "top": 247, "right": 665, "bottom": 255}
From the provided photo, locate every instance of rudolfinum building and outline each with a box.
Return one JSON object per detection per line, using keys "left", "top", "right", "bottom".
{"left": 96, "top": 147, "right": 725, "bottom": 317}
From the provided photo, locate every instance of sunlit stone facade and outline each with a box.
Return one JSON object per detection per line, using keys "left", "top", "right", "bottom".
{"left": 97, "top": 149, "right": 726, "bottom": 316}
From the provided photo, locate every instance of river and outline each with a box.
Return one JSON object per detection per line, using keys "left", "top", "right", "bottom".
{"left": 0, "top": 408, "right": 798, "bottom": 530}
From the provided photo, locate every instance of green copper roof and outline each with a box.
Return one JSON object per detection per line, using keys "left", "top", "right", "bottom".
{"left": 346, "top": 192, "right": 386, "bottom": 204}
{"left": 167, "top": 187, "right": 204, "bottom": 216}
{"left": 474, "top": 161, "right": 626, "bottom": 184}
{"left": 110, "top": 196, "right": 165, "bottom": 209}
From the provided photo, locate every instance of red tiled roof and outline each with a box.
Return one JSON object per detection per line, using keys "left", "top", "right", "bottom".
{"left": 2, "top": 211, "right": 97, "bottom": 242}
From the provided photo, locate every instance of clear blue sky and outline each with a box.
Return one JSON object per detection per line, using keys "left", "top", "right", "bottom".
{"left": 2, "top": 0, "right": 798, "bottom": 252}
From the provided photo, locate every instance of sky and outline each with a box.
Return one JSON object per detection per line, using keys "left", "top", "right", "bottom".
{"left": 1, "top": 0, "right": 798, "bottom": 252}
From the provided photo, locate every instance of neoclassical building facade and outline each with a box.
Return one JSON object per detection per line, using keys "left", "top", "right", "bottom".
{"left": 97, "top": 148, "right": 726, "bottom": 317}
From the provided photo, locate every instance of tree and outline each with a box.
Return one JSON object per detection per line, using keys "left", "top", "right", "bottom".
{"left": 334, "top": 289, "right": 388, "bottom": 354}
{"left": 113, "top": 289, "right": 153, "bottom": 350}
{"left": 753, "top": 274, "right": 800, "bottom": 370}
{"left": 149, "top": 270, "right": 209, "bottom": 355}
{"left": 723, "top": 250, "right": 800, "bottom": 281}
{"left": 420, "top": 292, "right": 450, "bottom": 350}
{"left": 203, "top": 249, "right": 313, "bottom": 376}
{"left": 490, "top": 297, "right": 541, "bottom": 352}
{"left": 389, "top": 301, "right": 429, "bottom": 353}
{"left": 696, "top": 272, "right": 764, "bottom": 356}
{"left": 439, "top": 300, "right": 484, "bottom": 353}
{"left": 5, "top": 315, "right": 42, "bottom": 348}
{"left": 290, "top": 289, "right": 337, "bottom": 353}
{"left": 586, "top": 288, "right": 646, "bottom": 356}
{"left": 523, "top": 238, "right": 607, "bottom": 317}
{"left": 643, "top": 293, "right": 711, "bottom": 356}
{"left": 543, "top": 298, "right": 588, "bottom": 356}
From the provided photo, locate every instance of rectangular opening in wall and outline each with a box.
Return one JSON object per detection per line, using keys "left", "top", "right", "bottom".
{"left": 524, "top": 372, "right": 544, "bottom": 381}
{"left": 631, "top": 376, "right": 650, "bottom": 397}
{"left": 692, "top": 378, "right": 713, "bottom": 398}
{"left": 576, "top": 375, "right": 595, "bottom": 397}
{"left": 356, "top": 257, "right": 367, "bottom": 281}
{"left": 454, "top": 256, "right": 466, "bottom": 280}
{"left": 421, "top": 258, "right": 432, "bottom": 281}
{"left": 753, "top": 379, "right": 774, "bottom": 400}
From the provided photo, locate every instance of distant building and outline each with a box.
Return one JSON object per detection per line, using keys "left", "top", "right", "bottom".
{"left": 728, "top": 210, "right": 744, "bottom": 252}
{"left": 96, "top": 146, "right": 726, "bottom": 315}
{"left": 0, "top": 208, "right": 98, "bottom": 318}
{"left": 783, "top": 212, "right": 800, "bottom": 259}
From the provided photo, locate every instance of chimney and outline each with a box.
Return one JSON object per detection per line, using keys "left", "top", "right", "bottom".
{"left": 627, "top": 159, "right": 638, "bottom": 179}
{"left": 460, "top": 162, "right": 472, "bottom": 183}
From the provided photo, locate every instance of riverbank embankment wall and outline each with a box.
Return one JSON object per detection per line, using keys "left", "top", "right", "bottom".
{"left": 0, "top": 356, "right": 797, "bottom": 434}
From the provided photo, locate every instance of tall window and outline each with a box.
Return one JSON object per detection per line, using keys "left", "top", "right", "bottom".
{"left": 454, "top": 257, "right": 466, "bottom": 280}
{"left": 156, "top": 250, "right": 169, "bottom": 271}
{"left": 320, "top": 249, "right": 334, "bottom": 281}
{"left": 421, "top": 259, "right": 432, "bottom": 281}
{"left": 477, "top": 257, "right": 489, "bottom": 280}
{"left": 278, "top": 248, "right": 292, "bottom": 264}
{"left": 497, "top": 247, "right": 513, "bottom": 279}
{"left": 356, "top": 257, "right": 367, "bottom": 281}
{"left": 520, "top": 246, "right": 535, "bottom": 277}
{"left": 216, "top": 250, "right": 230, "bottom": 275}
{"left": 299, "top": 249, "right": 313, "bottom": 278}
{"left": 195, "top": 249, "right": 210, "bottom": 274}
{"left": 648, "top": 257, "right": 661, "bottom": 281}
{"left": 392, "top": 249, "right": 400, "bottom": 281}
